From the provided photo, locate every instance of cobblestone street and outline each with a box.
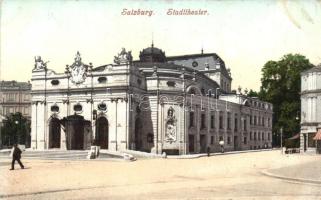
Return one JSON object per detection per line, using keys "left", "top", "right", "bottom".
{"left": 1, "top": 150, "right": 321, "bottom": 199}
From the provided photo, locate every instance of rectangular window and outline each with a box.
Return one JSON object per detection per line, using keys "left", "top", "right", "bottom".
{"left": 219, "top": 136, "right": 223, "bottom": 142}
{"left": 201, "top": 113, "right": 206, "bottom": 129}
{"left": 211, "top": 136, "right": 214, "bottom": 144}
{"left": 219, "top": 113, "right": 223, "bottom": 129}
{"left": 244, "top": 137, "right": 247, "bottom": 144}
{"left": 243, "top": 119, "right": 247, "bottom": 131}
{"left": 210, "top": 115, "right": 215, "bottom": 129}
{"left": 258, "top": 132, "right": 261, "bottom": 140}
{"left": 254, "top": 132, "right": 257, "bottom": 140}
{"left": 234, "top": 117, "right": 238, "bottom": 131}
{"left": 189, "top": 112, "right": 194, "bottom": 127}
{"left": 227, "top": 136, "right": 231, "bottom": 145}
{"left": 250, "top": 116, "right": 252, "bottom": 125}
{"left": 262, "top": 117, "right": 265, "bottom": 127}
{"left": 227, "top": 112, "right": 231, "bottom": 130}
{"left": 262, "top": 132, "right": 265, "bottom": 140}
{"left": 254, "top": 116, "right": 257, "bottom": 125}
{"left": 268, "top": 132, "right": 271, "bottom": 140}
{"left": 308, "top": 133, "right": 316, "bottom": 147}
{"left": 8, "top": 93, "right": 15, "bottom": 101}
{"left": 250, "top": 132, "right": 252, "bottom": 140}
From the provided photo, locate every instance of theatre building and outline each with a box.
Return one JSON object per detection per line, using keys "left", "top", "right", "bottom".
{"left": 30, "top": 45, "right": 273, "bottom": 154}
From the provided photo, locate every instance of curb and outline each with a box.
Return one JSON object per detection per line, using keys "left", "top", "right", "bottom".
{"left": 167, "top": 149, "right": 273, "bottom": 159}
{"left": 261, "top": 169, "right": 321, "bottom": 185}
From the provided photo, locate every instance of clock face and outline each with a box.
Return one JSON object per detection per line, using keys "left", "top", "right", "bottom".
{"left": 192, "top": 61, "right": 198, "bottom": 68}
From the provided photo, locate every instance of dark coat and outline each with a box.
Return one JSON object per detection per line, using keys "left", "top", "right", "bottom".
{"left": 13, "top": 146, "right": 22, "bottom": 159}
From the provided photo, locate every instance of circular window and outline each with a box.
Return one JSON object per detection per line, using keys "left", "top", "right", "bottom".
{"left": 51, "top": 80, "right": 60, "bottom": 85}
{"left": 98, "top": 103, "right": 107, "bottom": 111}
{"left": 192, "top": 61, "right": 198, "bottom": 68}
{"left": 73, "top": 104, "right": 82, "bottom": 112}
{"left": 51, "top": 105, "right": 59, "bottom": 112}
{"left": 98, "top": 77, "right": 107, "bottom": 83}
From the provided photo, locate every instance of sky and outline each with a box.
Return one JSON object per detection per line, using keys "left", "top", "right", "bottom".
{"left": 1, "top": 0, "right": 321, "bottom": 91}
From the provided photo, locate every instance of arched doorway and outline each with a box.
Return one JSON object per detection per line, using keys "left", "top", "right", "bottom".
{"left": 62, "top": 115, "right": 90, "bottom": 150}
{"left": 135, "top": 118, "right": 143, "bottom": 150}
{"left": 96, "top": 117, "right": 109, "bottom": 149}
{"left": 49, "top": 118, "right": 61, "bottom": 148}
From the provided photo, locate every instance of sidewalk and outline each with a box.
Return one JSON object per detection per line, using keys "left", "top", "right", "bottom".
{"left": 167, "top": 149, "right": 272, "bottom": 159}
{"left": 262, "top": 158, "right": 321, "bottom": 184}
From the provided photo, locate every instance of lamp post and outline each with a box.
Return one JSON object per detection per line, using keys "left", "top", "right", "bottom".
{"left": 15, "top": 119, "right": 19, "bottom": 144}
{"left": 280, "top": 127, "right": 283, "bottom": 154}
{"left": 219, "top": 140, "right": 224, "bottom": 153}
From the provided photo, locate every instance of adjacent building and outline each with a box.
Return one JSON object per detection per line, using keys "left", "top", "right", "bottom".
{"left": 30, "top": 45, "right": 273, "bottom": 154}
{"left": 300, "top": 64, "right": 321, "bottom": 153}
{"left": 0, "top": 80, "right": 32, "bottom": 148}
{"left": 0, "top": 80, "right": 32, "bottom": 119}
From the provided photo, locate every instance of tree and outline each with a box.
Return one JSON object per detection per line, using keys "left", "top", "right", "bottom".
{"left": 259, "top": 54, "right": 314, "bottom": 146}
{"left": 1, "top": 112, "right": 30, "bottom": 147}
{"left": 247, "top": 89, "right": 259, "bottom": 97}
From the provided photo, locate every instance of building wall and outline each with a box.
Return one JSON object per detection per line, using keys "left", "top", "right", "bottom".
{"left": 300, "top": 69, "right": 321, "bottom": 152}
{"left": 0, "top": 81, "right": 31, "bottom": 119}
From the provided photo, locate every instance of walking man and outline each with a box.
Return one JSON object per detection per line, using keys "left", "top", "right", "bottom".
{"left": 10, "top": 144, "right": 24, "bottom": 170}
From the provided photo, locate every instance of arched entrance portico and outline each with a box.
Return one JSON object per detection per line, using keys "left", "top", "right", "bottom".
{"left": 95, "top": 117, "right": 109, "bottom": 149}
{"left": 49, "top": 118, "right": 61, "bottom": 148}
{"left": 61, "top": 114, "right": 91, "bottom": 150}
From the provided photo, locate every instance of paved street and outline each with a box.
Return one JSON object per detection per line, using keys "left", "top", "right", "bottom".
{"left": 1, "top": 150, "right": 321, "bottom": 199}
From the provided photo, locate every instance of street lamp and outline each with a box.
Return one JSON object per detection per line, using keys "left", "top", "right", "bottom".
{"left": 295, "top": 111, "right": 300, "bottom": 121}
{"left": 219, "top": 140, "right": 224, "bottom": 153}
{"left": 280, "top": 127, "right": 283, "bottom": 154}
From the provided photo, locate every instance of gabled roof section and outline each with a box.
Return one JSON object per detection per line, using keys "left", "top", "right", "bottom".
{"left": 167, "top": 53, "right": 231, "bottom": 79}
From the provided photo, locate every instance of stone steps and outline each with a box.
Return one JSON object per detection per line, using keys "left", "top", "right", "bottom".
{"left": 0, "top": 150, "right": 125, "bottom": 160}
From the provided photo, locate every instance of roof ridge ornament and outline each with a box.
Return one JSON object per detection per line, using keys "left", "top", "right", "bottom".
{"left": 33, "top": 56, "right": 48, "bottom": 71}
{"left": 114, "top": 48, "right": 132, "bottom": 65}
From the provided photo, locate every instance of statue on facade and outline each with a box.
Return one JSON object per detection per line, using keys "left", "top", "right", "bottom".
{"left": 114, "top": 48, "right": 133, "bottom": 64}
{"left": 70, "top": 51, "right": 87, "bottom": 84}
{"left": 165, "top": 107, "right": 177, "bottom": 143}
{"left": 33, "top": 56, "right": 47, "bottom": 70}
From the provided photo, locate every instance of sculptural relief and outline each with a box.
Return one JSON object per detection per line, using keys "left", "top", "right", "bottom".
{"left": 33, "top": 56, "right": 48, "bottom": 70}
{"left": 70, "top": 51, "right": 87, "bottom": 84}
{"left": 114, "top": 48, "right": 133, "bottom": 65}
{"left": 165, "top": 107, "right": 177, "bottom": 143}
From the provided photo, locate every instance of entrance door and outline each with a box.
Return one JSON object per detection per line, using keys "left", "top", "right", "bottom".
{"left": 200, "top": 135, "right": 206, "bottom": 153}
{"left": 189, "top": 135, "right": 195, "bottom": 153}
{"left": 304, "top": 134, "right": 307, "bottom": 151}
{"left": 96, "top": 117, "right": 109, "bottom": 149}
{"left": 63, "top": 115, "right": 87, "bottom": 150}
{"left": 234, "top": 136, "right": 238, "bottom": 151}
{"left": 49, "top": 118, "right": 61, "bottom": 148}
{"left": 73, "top": 118, "right": 84, "bottom": 150}
{"left": 135, "top": 118, "right": 143, "bottom": 150}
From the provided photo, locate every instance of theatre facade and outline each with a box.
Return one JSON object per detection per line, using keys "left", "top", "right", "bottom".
{"left": 31, "top": 45, "right": 273, "bottom": 155}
